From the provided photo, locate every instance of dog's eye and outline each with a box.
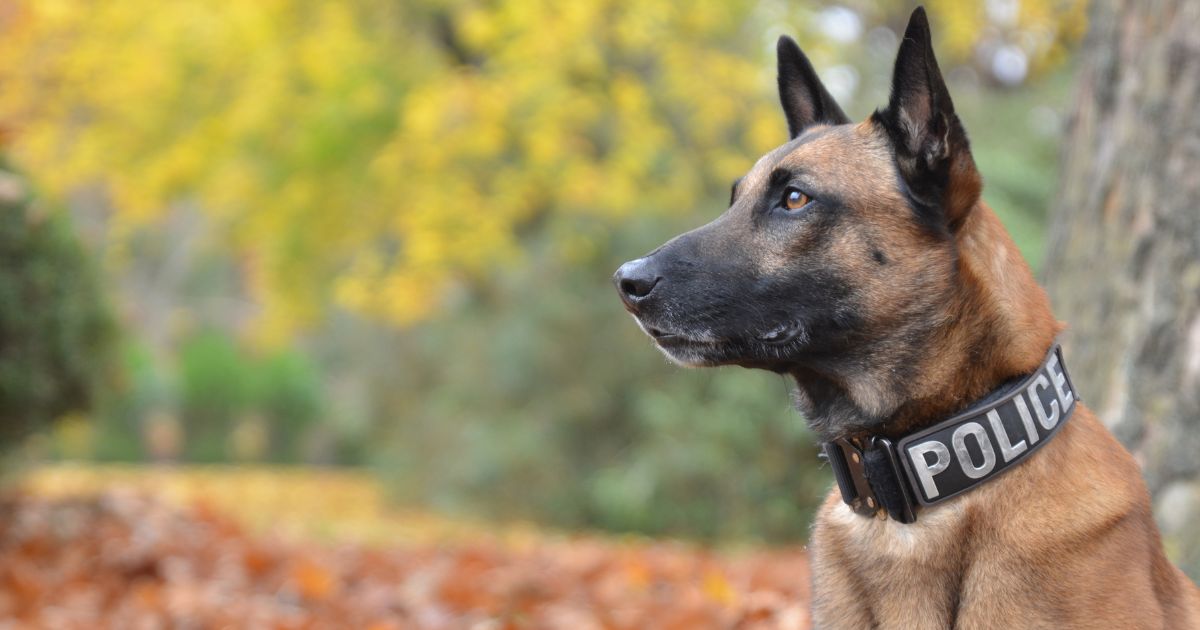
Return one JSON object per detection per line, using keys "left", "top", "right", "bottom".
{"left": 782, "top": 187, "right": 812, "bottom": 211}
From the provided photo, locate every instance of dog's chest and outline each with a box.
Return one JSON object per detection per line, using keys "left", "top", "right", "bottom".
{"left": 826, "top": 497, "right": 966, "bottom": 562}
{"left": 812, "top": 501, "right": 963, "bottom": 623}
{"left": 812, "top": 499, "right": 1061, "bottom": 629}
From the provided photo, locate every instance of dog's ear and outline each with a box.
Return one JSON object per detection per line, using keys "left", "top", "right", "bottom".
{"left": 777, "top": 36, "right": 850, "bottom": 139}
{"left": 874, "top": 7, "right": 981, "bottom": 232}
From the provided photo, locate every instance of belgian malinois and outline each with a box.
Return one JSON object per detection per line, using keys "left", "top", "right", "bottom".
{"left": 614, "top": 7, "right": 1200, "bottom": 628}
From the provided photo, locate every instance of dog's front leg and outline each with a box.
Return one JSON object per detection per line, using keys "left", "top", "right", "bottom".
{"left": 810, "top": 563, "right": 876, "bottom": 628}
{"left": 809, "top": 529, "right": 878, "bottom": 629}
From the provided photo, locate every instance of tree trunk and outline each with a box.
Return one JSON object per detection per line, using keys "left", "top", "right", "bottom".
{"left": 1044, "top": 0, "right": 1200, "bottom": 577}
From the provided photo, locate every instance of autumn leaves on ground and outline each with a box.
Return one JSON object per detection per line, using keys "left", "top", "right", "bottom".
{"left": 1, "top": 466, "right": 812, "bottom": 629}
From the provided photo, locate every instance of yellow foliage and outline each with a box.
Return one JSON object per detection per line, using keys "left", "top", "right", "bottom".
{"left": 0, "top": 0, "right": 1084, "bottom": 339}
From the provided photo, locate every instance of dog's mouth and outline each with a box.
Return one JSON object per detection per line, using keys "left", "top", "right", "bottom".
{"left": 645, "top": 325, "right": 681, "bottom": 342}
{"left": 635, "top": 317, "right": 805, "bottom": 347}
{"left": 636, "top": 320, "right": 709, "bottom": 345}
{"left": 634, "top": 320, "right": 721, "bottom": 367}
{"left": 632, "top": 315, "right": 811, "bottom": 369}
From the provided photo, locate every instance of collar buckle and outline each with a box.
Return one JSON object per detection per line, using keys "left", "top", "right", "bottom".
{"left": 824, "top": 436, "right": 917, "bottom": 524}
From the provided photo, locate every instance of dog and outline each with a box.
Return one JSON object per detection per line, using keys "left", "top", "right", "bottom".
{"left": 613, "top": 7, "right": 1200, "bottom": 629}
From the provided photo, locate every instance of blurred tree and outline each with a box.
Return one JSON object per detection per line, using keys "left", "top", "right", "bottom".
{"left": 178, "top": 332, "right": 251, "bottom": 461}
{"left": 173, "top": 331, "right": 329, "bottom": 463}
{"left": 1044, "top": 0, "right": 1200, "bottom": 577}
{"left": 254, "top": 349, "right": 325, "bottom": 462}
{"left": 0, "top": 0, "right": 1084, "bottom": 343}
{"left": 0, "top": 158, "right": 114, "bottom": 449}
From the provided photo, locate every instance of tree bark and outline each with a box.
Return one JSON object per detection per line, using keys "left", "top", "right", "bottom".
{"left": 1044, "top": 0, "right": 1200, "bottom": 577}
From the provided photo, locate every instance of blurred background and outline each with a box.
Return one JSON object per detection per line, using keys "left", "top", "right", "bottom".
{"left": 2, "top": 0, "right": 1198, "bottom": 625}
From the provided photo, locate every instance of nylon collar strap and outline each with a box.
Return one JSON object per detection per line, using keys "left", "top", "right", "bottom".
{"left": 821, "top": 344, "right": 1079, "bottom": 524}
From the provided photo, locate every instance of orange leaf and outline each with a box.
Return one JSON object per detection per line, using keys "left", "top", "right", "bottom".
{"left": 291, "top": 557, "right": 337, "bottom": 601}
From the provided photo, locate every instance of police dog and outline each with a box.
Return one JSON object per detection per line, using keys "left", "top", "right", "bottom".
{"left": 613, "top": 7, "right": 1199, "bottom": 629}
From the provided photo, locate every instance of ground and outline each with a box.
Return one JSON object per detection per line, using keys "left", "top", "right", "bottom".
{"left": 0, "top": 465, "right": 812, "bottom": 629}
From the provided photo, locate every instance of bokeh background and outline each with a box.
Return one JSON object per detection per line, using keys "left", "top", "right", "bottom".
{"left": 11, "top": 0, "right": 1198, "bottom": 626}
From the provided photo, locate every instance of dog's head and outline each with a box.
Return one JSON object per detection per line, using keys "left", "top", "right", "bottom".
{"left": 614, "top": 8, "right": 984, "bottom": 429}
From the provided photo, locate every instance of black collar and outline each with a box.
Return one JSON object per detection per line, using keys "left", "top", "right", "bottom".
{"left": 821, "top": 344, "right": 1079, "bottom": 524}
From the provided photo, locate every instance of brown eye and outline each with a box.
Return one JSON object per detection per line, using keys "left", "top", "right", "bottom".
{"left": 783, "top": 187, "right": 811, "bottom": 211}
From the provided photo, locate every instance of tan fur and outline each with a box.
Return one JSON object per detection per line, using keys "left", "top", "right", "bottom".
{"left": 809, "top": 195, "right": 1200, "bottom": 628}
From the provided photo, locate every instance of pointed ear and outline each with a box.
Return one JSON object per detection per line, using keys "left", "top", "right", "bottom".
{"left": 874, "top": 7, "right": 981, "bottom": 232}
{"left": 777, "top": 36, "right": 850, "bottom": 139}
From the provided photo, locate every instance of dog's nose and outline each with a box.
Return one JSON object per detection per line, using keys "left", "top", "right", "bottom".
{"left": 613, "top": 257, "right": 661, "bottom": 309}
